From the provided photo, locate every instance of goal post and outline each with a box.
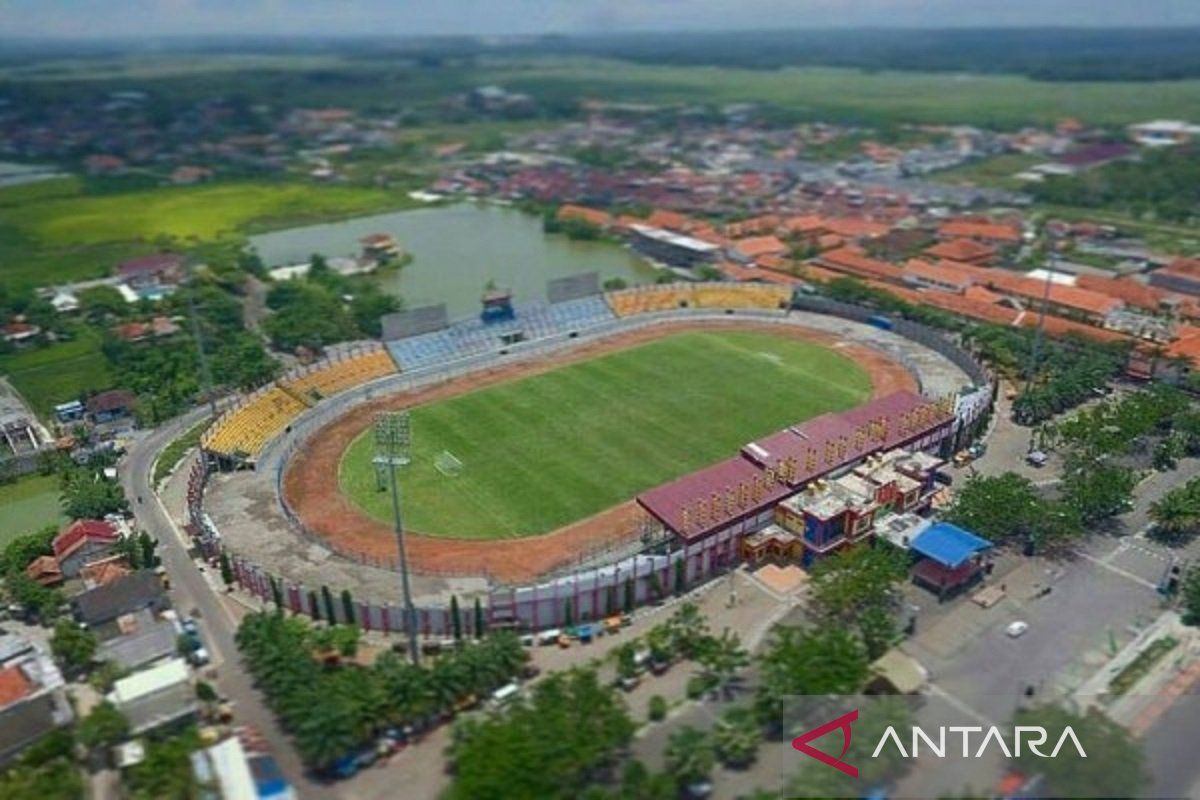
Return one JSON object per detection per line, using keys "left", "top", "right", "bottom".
{"left": 434, "top": 450, "right": 463, "bottom": 477}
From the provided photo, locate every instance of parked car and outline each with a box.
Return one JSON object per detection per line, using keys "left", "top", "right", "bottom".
{"left": 1005, "top": 620, "right": 1029, "bottom": 638}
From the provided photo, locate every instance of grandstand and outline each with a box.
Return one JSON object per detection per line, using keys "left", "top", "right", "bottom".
{"left": 387, "top": 296, "right": 615, "bottom": 371}
{"left": 203, "top": 347, "right": 400, "bottom": 462}
{"left": 202, "top": 387, "right": 309, "bottom": 461}
{"left": 605, "top": 283, "right": 791, "bottom": 317}
{"left": 282, "top": 348, "right": 397, "bottom": 402}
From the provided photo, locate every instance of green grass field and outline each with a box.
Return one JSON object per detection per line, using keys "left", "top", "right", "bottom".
{"left": 339, "top": 331, "right": 872, "bottom": 539}
{"left": 0, "top": 474, "right": 64, "bottom": 546}
{"left": 0, "top": 328, "right": 113, "bottom": 418}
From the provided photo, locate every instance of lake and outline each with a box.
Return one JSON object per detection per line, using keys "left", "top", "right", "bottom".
{"left": 248, "top": 203, "right": 657, "bottom": 318}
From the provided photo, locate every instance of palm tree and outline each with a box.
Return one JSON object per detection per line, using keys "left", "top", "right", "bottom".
{"left": 667, "top": 602, "right": 710, "bottom": 659}
{"left": 695, "top": 628, "right": 750, "bottom": 699}
{"left": 712, "top": 706, "right": 761, "bottom": 769}
{"left": 645, "top": 624, "right": 675, "bottom": 672}
{"left": 665, "top": 725, "right": 715, "bottom": 789}
{"left": 1150, "top": 481, "right": 1200, "bottom": 540}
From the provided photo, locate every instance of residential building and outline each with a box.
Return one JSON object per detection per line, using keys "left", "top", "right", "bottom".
{"left": 1150, "top": 258, "right": 1200, "bottom": 297}
{"left": 73, "top": 570, "right": 169, "bottom": 633}
{"left": 86, "top": 389, "right": 136, "bottom": 424}
{"left": 117, "top": 254, "right": 186, "bottom": 289}
{"left": 0, "top": 639, "right": 73, "bottom": 765}
{"left": 53, "top": 519, "right": 121, "bottom": 578}
{"left": 108, "top": 658, "right": 197, "bottom": 735}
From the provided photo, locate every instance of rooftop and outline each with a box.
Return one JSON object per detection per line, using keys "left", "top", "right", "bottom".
{"left": 910, "top": 522, "right": 992, "bottom": 568}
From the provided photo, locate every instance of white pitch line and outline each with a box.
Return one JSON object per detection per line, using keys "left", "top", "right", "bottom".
{"left": 1072, "top": 549, "right": 1157, "bottom": 590}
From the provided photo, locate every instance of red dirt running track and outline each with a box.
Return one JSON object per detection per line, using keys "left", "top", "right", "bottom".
{"left": 283, "top": 321, "right": 917, "bottom": 583}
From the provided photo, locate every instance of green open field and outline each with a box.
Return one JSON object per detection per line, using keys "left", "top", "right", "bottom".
{"left": 339, "top": 330, "right": 872, "bottom": 539}
{"left": 0, "top": 474, "right": 64, "bottom": 546}
{"left": 0, "top": 177, "right": 415, "bottom": 287}
{"left": 0, "top": 328, "right": 112, "bottom": 418}
{"left": 499, "top": 60, "right": 1200, "bottom": 128}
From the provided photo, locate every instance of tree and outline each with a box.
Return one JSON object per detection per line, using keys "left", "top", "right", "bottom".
{"left": 647, "top": 694, "right": 668, "bottom": 722}
{"left": 77, "top": 701, "right": 129, "bottom": 752}
{"left": 623, "top": 577, "right": 635, "bottom": 612}
{"left": 602, "top": 277, "right": 628, "bottom": 291}
{"left": 667, "top": 602, "right": 710, "bottom": 659}
{"left": 1181, "top": 565, "right": 1200, "bottom": 626}
{"left": 219, "top": 551, "right": 234, "bottom": 587}
{"left": 674, "top": 559, "right": 687, "bottom": 595}
{"left": 1012, "top": 705, "right": 1145, "bottom": 799}
{"left": 137, "top": 531, "right": 159, "bottom": 568}
{"left": 473, "top": 596, "right": 486, "bottom": 639}
{"left": 694, "top": 628, "right": 750, "bottom": 698}
{"left": 755, "top": 626, "right": 868, "bottom": 733}
{"left": 446, "top": 668, "right": 635, "bottom": 800}
{"left": 1060, "top": 456, "right": 1137, "bottom": 524}
{"left": 270, "top": 577, "right": 284, "bottom": 611}
{"left": 308, "top": 590, "right": 320, "bottom": 621}
{"left": 809, "top": 543, "right": 907, "bottom": 619}
{"left": 664, "top": 726, "right": 715, "bottom": 789}
{"left": 712, "top": 706, "right": 760, "bottom": 768}
{"left": 50, "top": 618, "right": 96, "bottom": 675}
{"left": 563, "top": 597, "right": 574, "bottom": 628}
{"left": 1150, "top": 477, "right": 1200, "bottom": 543}
{"left": 450, "top": 595, "right": 463, "bottom": 642}
{"left": 946, "top": 472, "right": 1081, "bottom": 551}
{"left": 340, "top": 589, "right": 357, "bottom": 626}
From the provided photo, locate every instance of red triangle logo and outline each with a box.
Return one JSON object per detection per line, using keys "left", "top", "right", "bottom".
{"left": 791, "top": 708, "right": 859, "bottom": 778}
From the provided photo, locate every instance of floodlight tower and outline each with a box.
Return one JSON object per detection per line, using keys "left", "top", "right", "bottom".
{"left": 374, "top": 411, "right": 420, "bottom": 665}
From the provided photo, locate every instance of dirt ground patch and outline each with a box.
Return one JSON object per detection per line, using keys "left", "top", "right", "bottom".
{"left": 282, "top": 319, "right": 916, "bottom": 583}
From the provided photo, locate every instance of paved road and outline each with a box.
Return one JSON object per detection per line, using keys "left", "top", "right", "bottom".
{"left": 119, "top": 408, "right": 333, "bottom": 800}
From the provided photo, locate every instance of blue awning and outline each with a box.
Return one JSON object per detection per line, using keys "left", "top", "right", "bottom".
{"left": 910, "top": 522, "right": 992, "bottom": 569}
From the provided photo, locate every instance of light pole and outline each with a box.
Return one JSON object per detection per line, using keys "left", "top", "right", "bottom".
{"left": 374, "top": 411, "right": 420, "bottom": 665}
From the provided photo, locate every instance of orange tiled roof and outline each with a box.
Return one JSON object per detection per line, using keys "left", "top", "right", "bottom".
{"left": 25, "top": 555, "right": 63, "bottom": 587}
{"left": 964, "top": 285, "right": 1006, "bottom": 305}
{"left": 822, "top": 218, "right": 891, "bottom": 240}
{"left": 1018, "top": 313, "right": 1130, "bottom": 344}
{"left": 724, "top": 214, "right": 780, "bottom": 238}
{"left": 646, "top": 209, "right": 698, "bottom": 232}
{"left": 80, "top": 555, "right": 132, "bottom": 587}
{"left": 557, "top": 204, "right": 612, "bottom": 228}
{"left": 1075, "top": 275, "right": 1173, "bottom": 313}
{"left": 923, "top": 238, "right": 996, "bottom": 263}
{"left": 1166, "top": 325, "right": 1200, "bottom": 365}
{"left": 816, "top": 247, "right": 904, "bottom": 283}
{"left": 977, "top": 271, "right": 1124, "bottom": 317}
{"left": 800, "top": 264, "right": 848, "bottom": 284}
{"left": 938, "top": 220, "right": 1022, "bottom": 244}
{"left": 732, "top": 235, "right": 788, "bottom": 259}
{"left": 782, "top": 215, "right": 825, "bottom": 235}
{"left": 0, "top": 665, "right": 32, "bottom": 708}
{"left": 903, "top": 259, "right": 975, "bottom": 291}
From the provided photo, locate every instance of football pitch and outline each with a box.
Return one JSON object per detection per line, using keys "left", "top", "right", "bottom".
{"left": 338, "top": 330, "right": 872, "bottom": 539}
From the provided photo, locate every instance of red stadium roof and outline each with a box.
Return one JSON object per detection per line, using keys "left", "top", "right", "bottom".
{"left": 638, "top": 391, "right": 955, "bottom": 541}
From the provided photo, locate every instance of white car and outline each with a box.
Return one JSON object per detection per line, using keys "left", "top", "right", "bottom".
{"left": 1005, "top": 620, "right": 1029, "bottom": 638}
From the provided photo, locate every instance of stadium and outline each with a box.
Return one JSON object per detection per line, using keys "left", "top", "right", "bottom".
{"left": 187, "top": 276, "right": 993, "bottom": 635}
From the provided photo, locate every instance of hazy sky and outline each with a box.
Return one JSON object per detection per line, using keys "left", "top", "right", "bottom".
{"left": 3, "top": 0, "right": 1199, "bottom": 39}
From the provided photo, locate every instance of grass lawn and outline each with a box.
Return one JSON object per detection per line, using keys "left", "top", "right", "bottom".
{"left": 499, "top": 60, "right": 1200, "bottom": 127}
{"left": 4, "top": 181, "right": 412, "bottom": 246}
{"left": 0, "top": 328, "right": 113, "bottom": 418}
{"left": 0, "top": 474, "right": 64, "bottom": 546}
{"left": 153, "top": 419, "right": 210, "bottom": 485}
{"left": 339, "top": 330, "right": 871, "bottom": 539}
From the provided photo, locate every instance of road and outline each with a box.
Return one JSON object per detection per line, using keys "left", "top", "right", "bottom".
{"left": 120, "top": 407, "right": 333, "bottom": 800}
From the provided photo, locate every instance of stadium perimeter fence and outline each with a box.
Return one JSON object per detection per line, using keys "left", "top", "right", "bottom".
{"left": 184, "top": 303, "right": 994, "bottom": 636}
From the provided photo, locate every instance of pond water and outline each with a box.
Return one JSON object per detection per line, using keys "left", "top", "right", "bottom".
{"left": 248, "top": 203, "right": 657, "bottom": 318}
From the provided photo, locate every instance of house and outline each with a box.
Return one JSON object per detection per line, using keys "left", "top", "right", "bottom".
{"left": 936, "top": 220, "right": 1022, "bottom": 245}
{"left": 54, "top": 400, "right": 85, "bottom": 425}
{"left": 86, "top": 389, "right": 136, "bottom": 424}
{"left": 191, "top": 735, "right": 297, "bottom": 800}
{"left": 728, "top": 235, "right": 788, "bottom": 264}
{"left": 109, "top": 658, "right": 197, "bottom": 735}
{"left": 79, "top": 554, "right": 132, "bottom": 588}
{"left": 3, "top": 319, "right": 40, "bottom": 345}
{"left": 923, "top": 238, "right": 996, "bottom": 266}
{"left": 53, "top": 519, "right": 120, "bottom": 578}
{"left": 48, "top": 290, "right": 80, "bottom": 314}
{"left": 556, "top": 204, "right": 612, "bottom": 229}
{"left": 821, "top": 217, "right": 891, "bottom": 241}
{"left": 72, "top": 571, "right": 168, "bottom": 632}
{"left": 116, "top": 254, "right": 186, "bottom": 289}
{"left": 0, "top": 641, "right": 73, "bottom": 765}
{"left": 815, "top": 247, "right": 904, "bottom": 284}
{"left": 24, "top": 556, "right": 63, "bottom": 588}
{"left": 97, "top": 612, "right": 178, "bottom": 671}
{"left": 903, "top": 259, "right": 975, "bottom": 294}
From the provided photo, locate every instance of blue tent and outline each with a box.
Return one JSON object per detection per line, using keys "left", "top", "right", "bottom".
{"left": 910, "top": 522, "right": 992, "bottom": 569}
